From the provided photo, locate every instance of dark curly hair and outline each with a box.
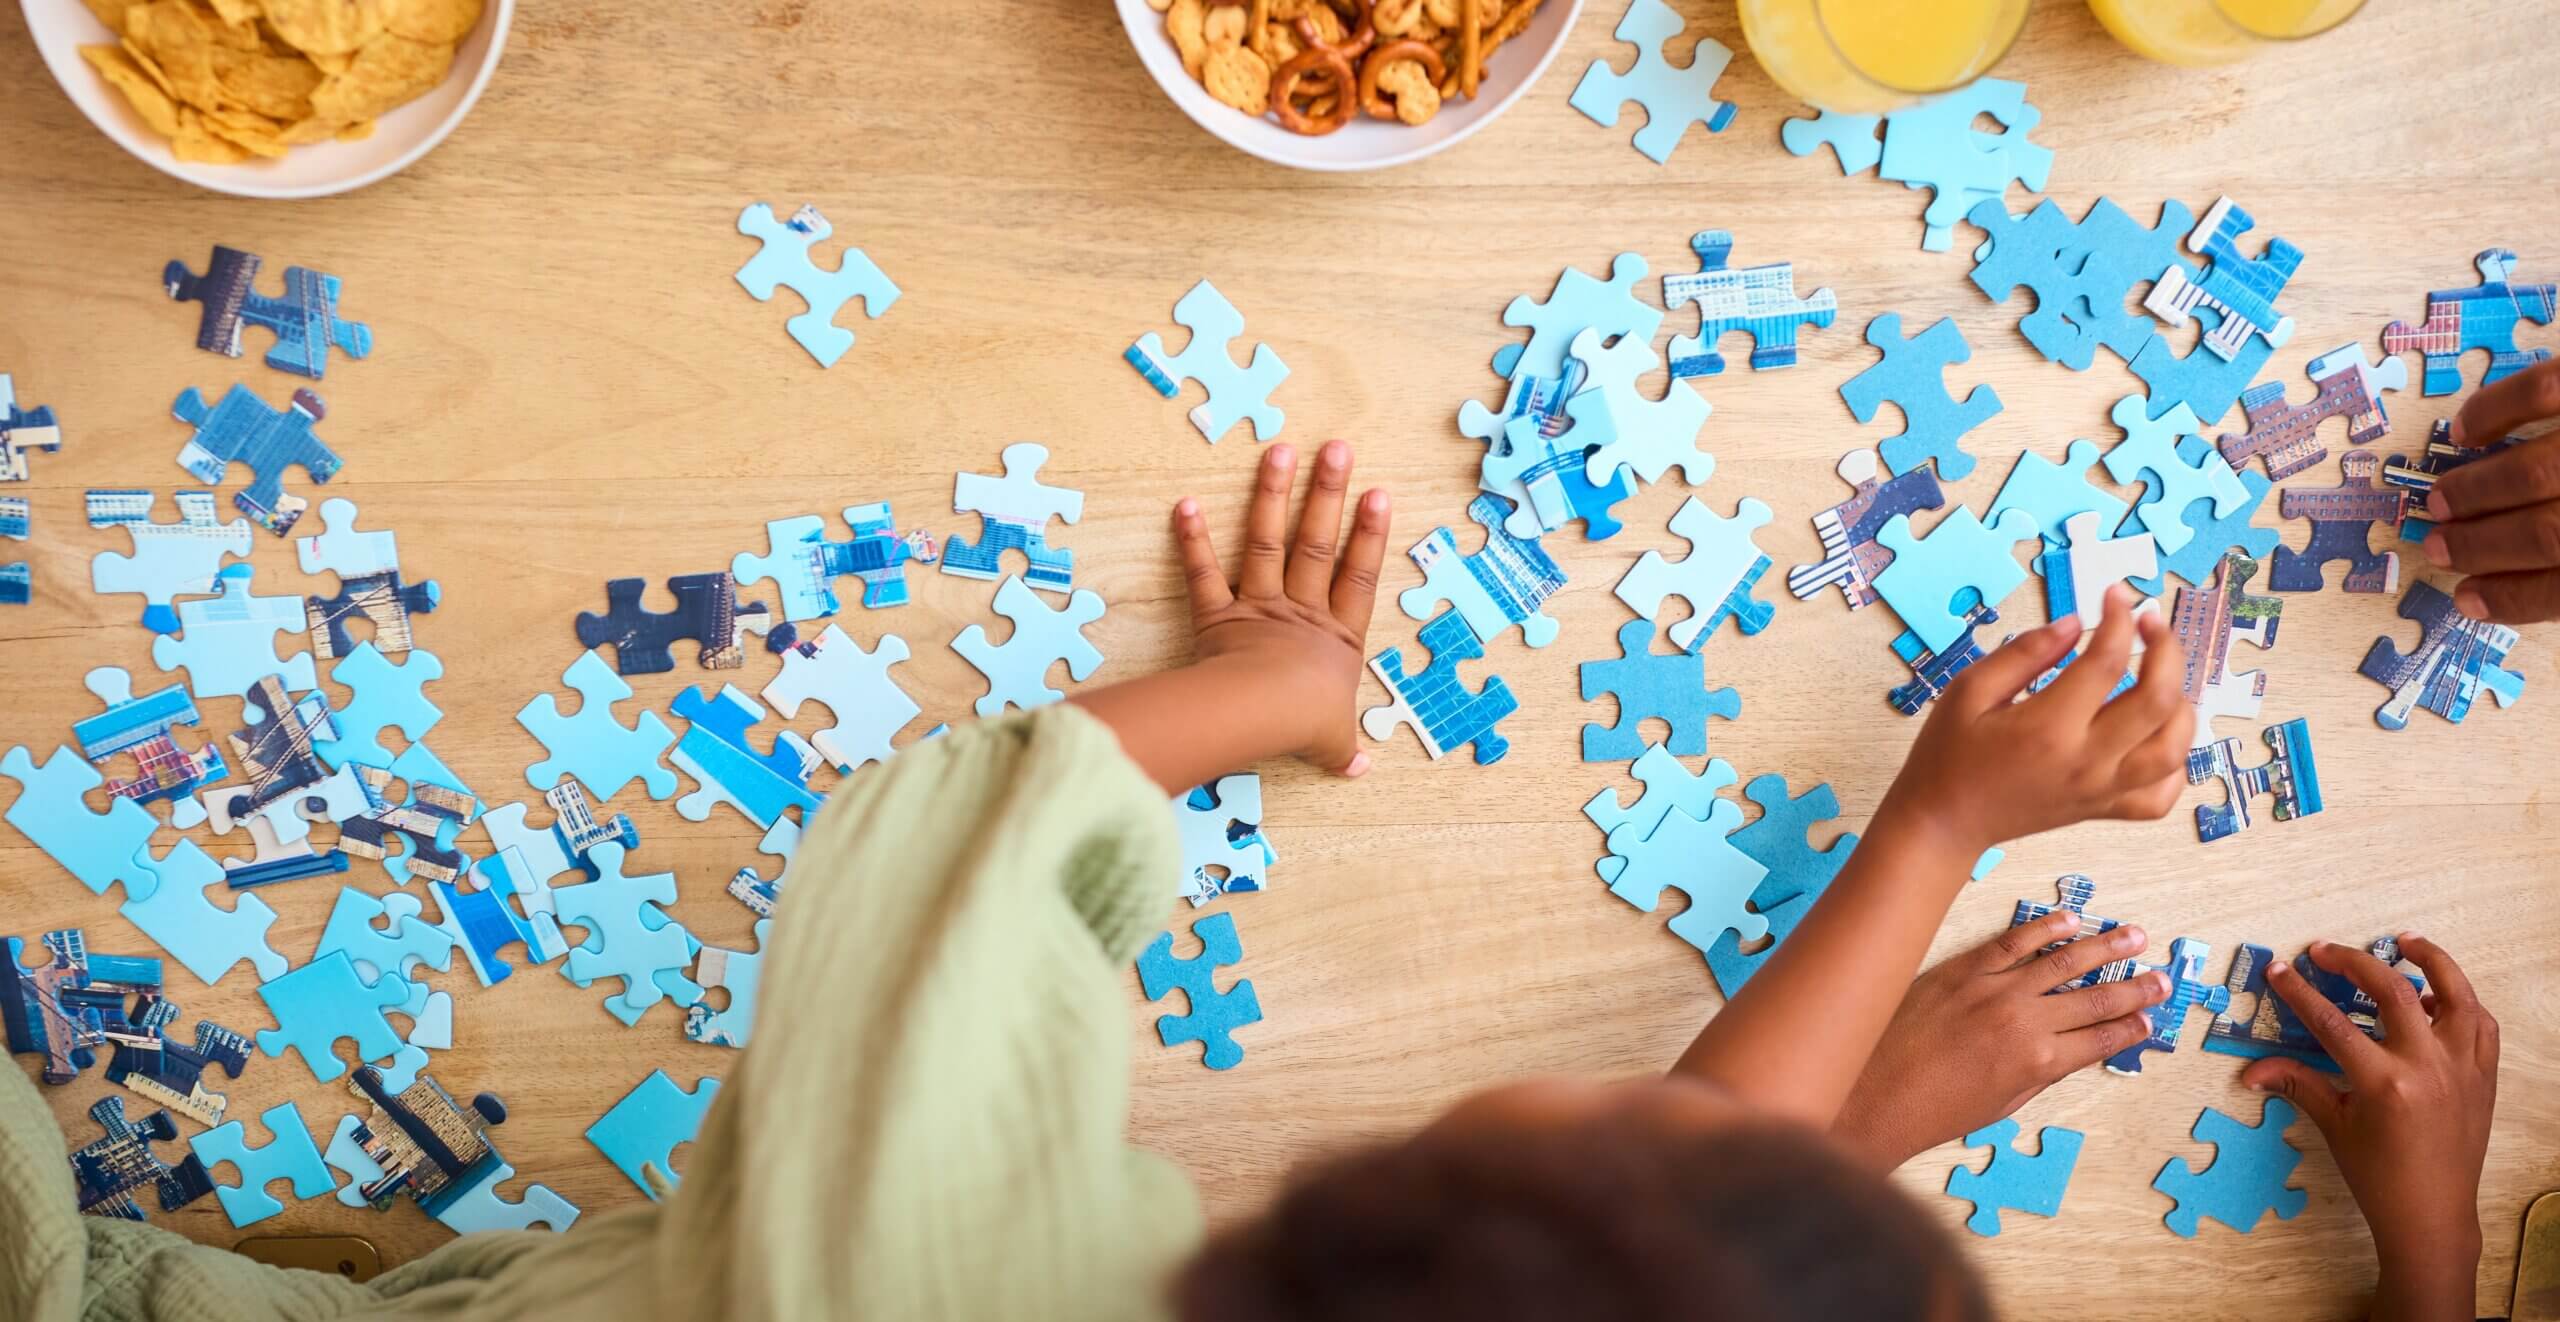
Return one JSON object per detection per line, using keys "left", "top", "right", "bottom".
{"left": 1174, "top": 1116, "right": 1990, "bottom": 1322}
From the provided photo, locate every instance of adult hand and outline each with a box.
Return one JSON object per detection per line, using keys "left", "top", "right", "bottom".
{"left": 2423, "top": 357, "right": 2560, "bottom": 622}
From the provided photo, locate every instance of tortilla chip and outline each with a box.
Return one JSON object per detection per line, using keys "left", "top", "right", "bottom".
{"left": 205, "top": 0, "right": 259, "bottom": 25}
{"left": 81, "top": 44, "right": 182, "bottom": 136}
{"left": 334, "top": 117, "right": 373, "bottom": 140}
{"left": 381, "top": 0, "right": 476, "bottom": 44}
{"left": 259, "top": 0, "right": 383, "bottom": 55}
{"left": 211, "top": 45, "right": 320, "bottom": 118}
{"left": 125, "top": 0, "right": 230, "bottom": 106}
{"left": 305, "top": 45, "right": 351, "bottom": 72}
{"left": 306, "top": 29, "right": 449, "bottom": 122}
{"left": 201, "top": 104, "right": 289, "bottom": 155}
{"left": 171, "top": 106, "right": 250, "bottom": 161}
{"left": 117, "top": 36, "right": 179, "bottom": 97}
{"left": 80, "top": 0, "right": 129, "bottom": 36}
{"left": 276, "top": 113, "right": 339, "bottom": 143}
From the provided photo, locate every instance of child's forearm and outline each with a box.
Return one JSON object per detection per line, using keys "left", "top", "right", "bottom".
{"left": 1672, "top": 793, "right": 1982, "bottom": 1129}
{"left": 1069, "top": 654, "right": 1321, "bottom": 796}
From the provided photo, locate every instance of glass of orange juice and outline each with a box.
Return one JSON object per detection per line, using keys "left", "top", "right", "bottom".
{"left": 1739, "top": 0, "right": 2031, "bottom": 115}
{"left": 2086, "top": 0, "right": 2366, "bottom": 67}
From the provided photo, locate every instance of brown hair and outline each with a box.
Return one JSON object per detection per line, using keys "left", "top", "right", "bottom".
{"left": 1176, "top": 1118, "right": 1990, "bottom": 1322}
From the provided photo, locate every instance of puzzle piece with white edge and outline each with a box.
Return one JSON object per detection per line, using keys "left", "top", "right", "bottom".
{"left": 1602, "top": 796, "right": 1770, "bottom": 958}
{"left": 728, "top": 813, "right": 800, "bottom": 916}
{"left": 1568, "top": 0, "right": 1739, "bottom": 163}
{"left": 518, "top": 649, "right": 679, "bottom": 801}
{"left": 2100, "top": 395, "right": 2250, "bottom": 558}
{"left": 0, "top": 373, "right": 63, "bottom": 480}
{"left": 189, "top": 1100, "right": 333, "bottom": 1228}
{"left": 2144, "top": 196, "right": 2300, "bottom": 363}
{"left": 1945, "top": 1118, "right": 2083, "bottom": 1238}
{"left": 2168, "top": 550, "right": 2281, "bottom": 746}
{"left": 1399, "top": 492, "right": 1567, "bottom": 650}
{"left": 1989, "top": 439, "right": 2126, "bottom": 550}
{"left": 1872, "top": 506, "right": 2041, "bottom": 655}
{"left": 122, "top": 840, "right": 288, "bottom": 986}
{"left": 1585, "top": 748, "right": 1736, "bottom": 886}
{"left": 2153, "top": 1099, "right": 2307, "bottom": 1237}
{"left": 945, "top": 442, "right": 1083, "bottom": 593}
{"left": 685, "top": 922, "right": 766, "bottom": 1049}
{"left": 293, "top": 496, "right": 397, "bottom": 577}
{"left": 950, "top": 576, "right": 1107, "bottom": 716}
{"left": 88, "top": 488, "right": 251, "bottom": 634}
{"left": 149, "top": 564, "right": 317, "bottom": 700}
{"left": 1614, "top": 496, "right": 1776, "bottom": 653}
{"left": 553, "top": 842, "right": 703, "bottom": 1027}
{"left": 587, "top": 1070, "right": 721, "bottom": 1197}
{"left": 430, "top": 1161, "right": 580, "bottom": 1234}
{"left": 2045, "top": 512, "right": 2158, "bottom": 623}
{"left": 1176, "top": 773, "right": 1270, "bottom": 907}
{"left": 734, "top": 202, "right": 899, "bottom": 368}
{"left": 2129, "top": 304, "right": 2274, "bottom": 430}
{"left": 322, "top": 1113, "right": 388, "bottom": 1208}
{"left": 1787, "top": 449, "right": 1946, "bottom": 610}
{"left": 316, "top": 641, "right": 443, "bottom": 770}
{"left": 1497, "top": 252, "right": 1661, "bottom": 385}
{"left": 1362, "top": 608, "right": 1517, "bottom": 765}
{"left": 763, "top": 624, "right": 920, "bottom": 771}
{"left": 2, "top": 744, "right": 162, "bottom": 899}
{"left": 256, "top": 951, "right": 412, "bottom": 1083}
{"left": 1125, "top": 279, "right": 1288, "bottom": 443}
{"left": 1568, "top": 327, "right": 1713, "bottom": 487}
{"left": 1661, "top": 228, "right": 1836, "bottom": 378}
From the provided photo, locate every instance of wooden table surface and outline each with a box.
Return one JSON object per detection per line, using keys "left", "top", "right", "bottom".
{"left": 3, "top": 0, "right": 2554, "bottom": 1316}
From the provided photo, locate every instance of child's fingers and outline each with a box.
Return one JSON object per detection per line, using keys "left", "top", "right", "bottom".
{"left": 2391, "top": 933, "right": 2481, "bottom": 1023}
{"left": 2241, "top": 1056, "right": 2349, "bottom": 1134}
{"left": 1172, "top": 498, "right": 1235, "bottom": 617}
{"left": 2051, "top": 1010, "right": 2156, "bottom": 1076}
{"left": 1331, "top": 487, "right": 1393, "bottom": 627}
{"left": 1283, "top": 440, "right": 1352, "bottom": 607}
{"left": 1974, "top": 908, "right": 2081, "bottom": 973}
{"left": 2091, "top": 609, "right": 2189, "bottom": 750}
{"left": 2018, "top": 922, "right": 2150, "bottom": 993}
{"left": 2039, "top": 969, "right": 2168, "bottom": 1035}
{"left": 1238, "top": 444, "right": 1298, "bottom": 599}
{"left": 2098, "top": 712, "right": 2192, "bottom": 821}
{"left": 2312, "top": 940, "right": 2430, "bottom": 1044}
{"left": 1943, "top": 612, "right": 2084, "bottom": 716}
{"left": 2040, "top": 586, "right": 2138, "bottom": 714}
{"left": 2265, "top": 955, "right": 2390, "bottom": 1075}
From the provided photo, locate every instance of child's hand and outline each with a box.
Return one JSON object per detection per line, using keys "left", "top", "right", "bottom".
{"left": 2243, "top": 937, "right": 2497, "bottom": 1318}
{"left": 1875, "top": 586, "right": 2192, "bottom": 857}
{"left": 1830, "top": 911, "right": 2170, "bottom": 1169}
{"left": 1175, "top": 440, "right": 1391, "bottom": 776}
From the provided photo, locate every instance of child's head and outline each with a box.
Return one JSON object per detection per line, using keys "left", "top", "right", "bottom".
{"left": 1177, "top": 1076, "right": 1989, "bottom": 1322}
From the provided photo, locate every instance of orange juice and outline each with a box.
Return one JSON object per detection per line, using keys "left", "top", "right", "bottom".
{"left": 1740, "top": 0, "right": 2029, "bottom": 114}
{"left": 2087, "top": 0, "right": 2365, "bottom": 66}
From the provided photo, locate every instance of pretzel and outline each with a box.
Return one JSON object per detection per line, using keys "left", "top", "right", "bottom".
{"left": 1358, "top": 39, "right": 1447, "bottom": 120}
{"left": 1269, "top": 45, "right": 1358, "bottom": 134}
{"left": 1458, "top": 0, "right": 1481, "bottom": 97}
{"left": 1294, "top": 0, "right": 1375, "bottom": 62}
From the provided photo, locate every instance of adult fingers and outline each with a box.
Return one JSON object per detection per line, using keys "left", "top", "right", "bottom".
{"left": 2450, "top": 568, "right": 2560, "bottom": 626}
{"left": 2449, "top": 356, "right": 2560, "bottom": 448}
{"left": 2242, "top": 1056, "right": 2349, "bottom": 1136}
{"left": 2051, "top": 1010, "right": 2156, "bottom": 1076}
{"left": 2041, "top": 586, "right": 2139, "bottom": 716}
{"left": 2427, "top": 428, "right": 2560, "bottom": 523}
{"left": 2392, "top": 933, "right": 2479, "bottom": 1020}
{"left": 1172, "top": 498, "right": 1234, "bottom": 618}
{"left": 1973, "top": 908, "right": 2083, "bottom": 974}
{"left": 2039, "top": 967, "right": 2170, "bottom": 1032}
{"left": 2264, "top": 955, "right": 2389, "bottom": 1075}
{"left": 1944, "top": 611, "right": 2083, "bottom": 717}
{"left": 2424, "top": 499, "right": 2560, "bottom": 576}
{"left": 1237, "top": 444, "right": 1299, "bottom": 599}
{"left": 1284, "top": 440, "right": 1352, "bottom": 606}
{"left": 1331, "top": 487, "right": 1393, "bottom": 630}
{"left": 2018, "top": 922, "right": 2150, "bottom": 994}
{"left": 2313, "top": 940, "right": 2430, "bottom": 1044}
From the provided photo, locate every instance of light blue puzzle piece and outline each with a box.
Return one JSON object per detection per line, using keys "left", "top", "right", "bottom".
{"left": 88, "top": 489, "right": 251, "bottom": 634}
{"left": 2153, "top": 1099, "right": 2307, "bottom": 1237}
{"left": 148, "top": 564, "right": 316, "bottom": 700}
{"left": 316, "top": 641, "right": 444, "bottom": 770}
{"left": 255, "top": 951, "right": 412, "bottom": 1083}
{"left": 2101, "top": 395, "right": 2250, "bottom": 558}
{"left": 2128, "top": 463, "right": 2278, "bottom": 595}
{"left": 1614, "top": 496, "right": 1776, "bottom": 653}
{"left": 950, "top": 576, "right": 1107, "bottom": 716}
{"left": 1779, "top": 108, "right": 1882, "bottom": 174}
{"left": 1946, "top": 1118, "right": 2083, "bottom": 1237}
{"left": 1603, "top": 795, "right": 1769, "bottom": 958}
{"left": 312, "top": 885, "right": 458, "bottom": 986}
{"left": 586, "top": 1069, "right": 721, "bottom": 1198}
{"left": 2129, "top": 304, "right": 2274, "bottom": 430}
{"left": 1783, "top": 80, "right": 2051, "bottom": 251}
{"left": 1703, "top": 775, "right": 1858, "bottom": 994}
{"left": 1126, "top": 280, "right": 1288, "bottom": 443}
{"left": 1966, "top": 196, "right": 2196, "bottom": 372}
{"left": 1400, "top": 492, "right": 1567, "bottom": 650}
{"left": 1842, "top": 313, "right": 2002, "bottom": 481}
{"left": 1362, "top": 607, "right": 1518, "bottom": 765}
{"left": 668, "top": 684, "right": 822, "bottom": 827}
{"left": 1498, "top": 253, "right": 1660, "bottom": 386}
{"left": 189, "top": 1100, "right": 333, "bottom": 1228}
{"left": 2, "top": 744, "right": 163, "bottom": 899}
{"left": 1972, "top": 847, "right": 2005, "bottom": 881}
{"left": 1585, "top": 749, "right": 1737, "bottom": 887}
{"left": 685, "top": 920, "right": 767, "bottom": 1048}
{"left": 1663, "top": 229, "right": 1836, "bottom": 378}
{"left": 944, "top": 443, "right": 1083, "bottom": 593}
{"left": 1579, "top": 618, "right": 1740, "bottom": 762}
{"left": 735, "top": 202, "right": 900, "bottom": 368}
{"left": 518, "top": 649, "right": 679, "bottom": 801}
{"left": 1137, "top": 912, "right": 1263, "bottom": 1070}
{"left": 1989, "top": 439, "right": 2127, "bottom": 549}
{"left": 1872, "top": 506, "right": 2041, "bottom": 655}
{"left": 430, "top": 1161, "right": 580, "bottom": 1233}
{"left": 123, "top": 840, "right": 287, "bottom": 986}
{"left": 554, "top": 843, "right": 702, "bottom": 1027}
{"left": 1568, "top": 0, "right": 1739, "bottom": 163}
{"left": 730, "top": 514, "right": 832, "bottom": 619}
{"left": 322, "top": 1113, "right": 387, "bottom": 1209}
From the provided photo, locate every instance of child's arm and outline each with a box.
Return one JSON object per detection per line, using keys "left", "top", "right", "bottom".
{"left": 1826, "top": 915, "right": 2172, "bottom": 1170}
{"left": 2245, "top": 937, "right": 2497, "bottom": 1322}
{"left": 1673, "top": 590, "right": 2191, "bottom": 1130}
{"left": 1071, "top": 440, "right": 1391, "bottom": 793}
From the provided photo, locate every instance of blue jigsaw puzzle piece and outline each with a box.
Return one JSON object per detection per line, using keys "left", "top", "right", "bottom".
{"left": 2106, "top": 936, "right": 2233, "bottom": 1074}
{"left": 1965, "top": 197, "right": 2196, "bottom": 371}
{"left": 1945, "top": 1118, "right": 2084, "bottom": 1237}
{"left": 1603, "top": 796, "right": 1769, "bottom": 959}
{"left": 1872, "top": 506, "right": 2041, "bottom": 655}
{"left": 317, "top": 642, "right": 444, "bottom": 770}
{"left": 1400, "top": 492, "right": 1568, "bottom": 650}
{"left": 554, "top": 843, "right": 703, "bottom": 1027}
{"left": 147, "top": 563, "right": 318, "bottom": 700}
{"left": 88, "top": 489, "right": 253, "bottom": 634}
{"left": 122, "top": 840, "right": 287, "bottom": 986}
{"left": 2384, "top": 248, "right": 2557, "bottom": 396}
{"left": 2126, "top": 463, "right": 2278, "bottom": 595}
{"left": 1568, "top": 0, "right": 1739, "bottom": 163}
{"left": 70, "top": 1095, "right": 215, "bottom": 1220}
{"left": 518, "top": 650, "right": 679, "bottom": 801}
{"left": 2128, "top": 303, "right": 2275, "bottom": 430}
{"left": 2203, "top": 938, "right": 2418, "bottom": 1073}
{"left": 1842, "top": 313, "right": 2002, "bottom": 481}
{"left": 1126, "top": 279, "right": 1288, "bottom": 443}
{"left": 2144, "top": 197, "right": 2300, "bottom": 362}
{"left": 1704, "top": 775, "right": 1858, "bottom": 994}
{"left": 2359, "top": 580, "right": 2527, "bottom": 729}
{"left": 1663, "top": 229, "right": 1836, "bottom": 378}
{"left": 1585, "top": 749, "right": 1738, "bottom": 888}
{"left": 1361, "top": 608, "right": 1518, "bottom": 765}
{"left": 1579, "top": 618, "right": 1739, "bottom": 762}
{"left": 667, "top": 684, "right": 822, "bottom": 827}
{"left": 1137, "top": 911, "right": 1264, "bottom": 1070}
{"left": 0, "top": 373, "right": 62, "bottom": 481}
{"left": 2, "top": 744, "right": 163, "bottom": 899}
{"left": 1887, "top": 596, "right": 1997, "bottom": 714}
{"left": 1988, "top": 438, "right": 2128, "bottom": 548}
{"left": 2153, "top": 1099, "right": 2308, "bottom": 1237}
{"left": 735, "top": 203, "right": 900, "bottom": 368}
{"left": 164, "top": 246, "right": 373, "bottom": 380}
{"left": 188, "top": 1099, "right": 333, "bottom": 1228}
{"left": 585, "top": 1069, "right": 720, "bottom": 1199}
{"left": 949, "top": 577, "right": 1108, "bottom": 716}
{"left": 1496, "top": 252, "right": 1661, "bottom": 386}
{"left": 2187, "top": 718, "right": 2323, "bottom": 843}
{"left": 255, "top": 951, "right": 412, "bottom": 1083}
{"left": 169, "top": 384, "right": 341, "bottom": 536}
{"left": 1788, "top": 449, "right": 1946, "bottom": 610}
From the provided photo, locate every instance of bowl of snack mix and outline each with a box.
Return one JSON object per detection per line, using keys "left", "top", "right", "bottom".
{"left": 25, "top": 0, "right": 511, "bottom": 199}
{"left": 1120, "top": 0, "right": 1581, "bottom": 171}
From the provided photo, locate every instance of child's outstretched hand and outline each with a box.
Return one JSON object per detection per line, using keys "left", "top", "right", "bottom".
{"left": 2243, "top": 937, "right": 2497, "bottom": 1320}
{"left": 1830, "top": 912, "right": 2171, "bottom": 1169}
{"left": 1877, "top": 585, "right": 2192, "bottom": 856}
{"left": 1174, "top": 440, "right": 1391, "bottom": 776}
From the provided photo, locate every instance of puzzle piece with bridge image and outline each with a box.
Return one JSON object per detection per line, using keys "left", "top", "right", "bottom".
{"left": 2188, "top": 717, "right": 2322, "bottom": 843}
{"left": 2358, "top": 581, "right": 2525, "bottom": 730}
{"left": 164, "top": 244, "right": 373, "bottom": 379}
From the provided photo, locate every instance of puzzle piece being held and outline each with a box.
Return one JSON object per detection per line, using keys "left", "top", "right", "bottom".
{"left": 1568, "top": 0, "right": 1739, "bottom": 163}
{"left": 88, "top": 488, "right": 252, "bottom": 634}
{"left": 1614, "top": 496, "right": 1776, "bottom": 653}
{"left": 2107, "top": 936, "right": 2233, "bottom": 1075}
{"left": 1661, "top": 229, "right": 1835, "bottom": 378}
{"left": 1363, "top": 609, "right": 1516, "bottom": 765}
{"left": 735, "top": 203, "right": 900, "bottom": 368}
{"left": 1126, "top": 279, "right": 1288, "bottom": 443}
{"left": 1871, "top": 506, "right": 2040, "bottom": 655}
{"left": 2188, "top": 717, "right": 2322, "bottom": 843}
{"left": 2385, "top": 420, "right": 2526, "bottom": 542}
{"left": 1946, "top": 1118, "right": 2083, "bottom": 1237}
{"left": 1788, "top": 449, "right": 1945, "bottom": 610}
{"left": 170, "top": 384, "right": 341, "bottom": 536}
{"left": 2382, "top": 247, "right": 2556, "bottom": 396}
{"left": 2204, "top": 937, "right": 2418, "bottom": 1072}
{"left": 1137, "top": 912, "right": 1263, "bottom": 1070}
{"left": 2359, "top": 581, "right": 2525, "bottom": 729}
{"left": 2153, "top": 1100, "right": 2307, "bottom": 1237}
{"left": 1841, "top": 314, "right": 2002, "bottom": 481}
{"left": 164, "top": 245, "right": 373, "bottom": 379}
{"left": 586, "top": 1070, "right": 721, "bottom": 1197}
{"left": 1579, "top": 618, "right": 1739, "bottom": 762}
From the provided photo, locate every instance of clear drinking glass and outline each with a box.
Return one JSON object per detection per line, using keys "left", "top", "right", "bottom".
{"left": 2085, "top": 0, "right": 2367, "bottom": 67}
{"left": 1740, "top": 0, "right": 2033, "bottom": 115}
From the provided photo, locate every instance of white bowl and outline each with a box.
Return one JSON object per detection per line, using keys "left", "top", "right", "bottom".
{"left": 1117, "top": 0, "right": 1582, "bottom": 171}
{"left": 21, "top": 0, "right": 513, "bottom": 199}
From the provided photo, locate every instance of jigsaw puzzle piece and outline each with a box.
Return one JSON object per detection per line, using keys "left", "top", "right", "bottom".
{"left": 1842, "top": 314, "right": 2001, "bottom": 481}
{"left": 1704, "top": 774, "right": 1859, "bottom": 993}
{"left": 763, "top": 623, "right": 921, "bottom": 771}
{"left": 122, "top": 840, "right": 288, "bottom": 986}
{"left": 1584, "top": 749, "right": 1737, "bottom": 886}
{"left": 2, "top": 744, "right": 164, "bottom": 899}
{"left": 2168, "top": 551, "right": 2283, "bottom": 746}
{"left": 0, "top": 373, "right": 64, "bottom": 481}
{"left": 1788, "top": 449, "right": 1946, "bottom": 610}
{"left": 1989, "top": 439, "right": 2126, "bottom": 549}
{"left": 554, "top": 843, "right": 703, "bottom": 1027}
{"left": 1874, "top": 79, "right": 2053, "bottom": 252}
{"left": 1362, "top": 609, "right": 1516, "bottom": 765}
{"left": 2142, "top": 197, "right": 2300, "bottom": 362}
{"left": 2383, "top": 248, "right": 2557, "bottom": 395}
{"left": 1137, "top": 912, "right": 1263, "bottom": 1070}
{"left": 1579, "top": 618, "right": 1739, "bottom": 762}
{"left": 1603, "top": 796, "right": 1769, "bottom": 958}
{"left": 2153, "top": 1099, "right": 2307, "bottom": 1237}
{"left": 312, "top": 885, "right": 459, "bottom": 986}
{"left": 518, "top": 650, "right": 680, "bottom": 801}
{"left": 950, "top": 576, "right": 1108, "bottom": 715}
{"left": 685, "top": 920, "right": 767, "bottom": 1048}
{"left": 1568, "top": 0, "right": 1739, "bottom": 163}
{"left": 734, "top": 203, "right": 899, "bottom": 368}
{"left": 2203, "top": 937, "right": 2418, "bottom": 1072}
{"left": 1126, "top": 279, "right": 1288, "bottom": 442}
{"left": 2188, "top": 718, "right": 2322, "bottom": 843}
{"left": 587, "top": 1070, "right": 721, "bottom": 1197}
{"left": 1569, "top": 327, "right": 1714, "bottom": 488}
{"left": 169, "top": 383, "right": 340, "bottom": 536}
{"left": 88, "top": 489, "right": 253, "bottom": 633}
{"left": 72, "top": 666, "right": 226, "bottom": 828}
{"left": 2127, "top": 461, "right": 2277, "bottom": 596}
{"left": 164, "top": 245, "right": 372, "bottom": 379}
{"left": 429, "top": 1161, "right": 580, "bottom": 1233}
{"left": 1175, "top": 774, "right": 1271, "bottom": 906}
{"left": 1398, "top": 492, "right": 1567, "bottom": 649}
{"left": 1965, "top": 196, "right": 2195, "bottom": 371}
{"left": 2270, "top": 449, "right": 2403, "bottom": 594}
{"left": 575, "top": 573, "right": 773, "bottom": 675}
{"left": 1945, "top": 1118, "right": 2083, "bottom": 1237}
{"left": 2359, "top": 580, "right": 2526, "bottom": 729}
{"left": 1614, "top": 496, "right": 1776, "bottom": 653}
{"left": 1498, "top": 252, "right": 1660, "bottom": 386}
{"left": 2219, "top": 342, "right": 2406, "bottom": 481}
{"left": 946, "top": 443, "right": 1083, "bottom": 593}
{"left": 70, "top": 1095, "right": 216, "bottom": 1220}
{"left": 188, "top": 1099, "right": 334, "bottom": 1228}
{"left": 255, "top": 951, "right": 412, "bottom": 1083}
{"left": 1871, "top": 506, "right": 2040, "bottom": 655}
{"left": 2103, "top": 935, "right": 2233, "bottom": 1074}
{"left": 2101, "top": 395, "right": 2248, "bottom": 558}
{"left": 668, "top": 684, "right": 822, "bottom": 828}
{"left": 2127, "top": 303, "right": 2274, "bottom": 429}
{"left": 148, "top": 563, "right": 318, "bottom": 699}
{"left": 1662, "top": 228, "right": 1835, "bottom": 377}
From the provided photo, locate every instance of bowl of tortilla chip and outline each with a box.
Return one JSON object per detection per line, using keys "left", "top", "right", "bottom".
{"left": 24, "top": 0, "right": 511, "bottom": 198}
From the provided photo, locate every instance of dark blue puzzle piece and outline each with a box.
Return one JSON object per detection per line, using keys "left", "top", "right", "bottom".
{"left": 165, "top": 245, "right": 374, "bottom": 380}
{"left": 1788, "top": 448, "right": 1946, "bottom": 610}
{"left": 2384, "top": 420, "right": 2525, "bottom": 542}
{"left": 1578, "top": 618, "right": 1739, "bottom": 762}
{"left": 306, "top": 572, "right": 441, "bottom": 660}
{"left": 2204, "top": 937, "right": 2418, "bottom": 1073}
{"left": 2270, "top": 449, "right": 2402, "bottom": 594}
{"left": 2188, "top": 718, "right": 2322, "bottom": 843}
{"left": 575, "top": 574, "right": 776, "bottom": 675}
{"left": 170, "top": 384, "right": 342, "bottom": 536}
{"left": 2358, "top": 580, "right": 2526, "bottom": 729}
{"left": 2128, "top": 303, "right": 2274, "bottom": 430}
{"left": 71, "top": 1095, "right": 215, "bottom": 1221}
{"left": 1887, "top": 596, "right": 1997, "bottom": 715}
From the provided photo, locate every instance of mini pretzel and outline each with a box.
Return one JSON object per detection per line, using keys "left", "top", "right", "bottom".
{"left": 1269, "top": 45, "right": 1357, "bottom": 134}
{"left": 1358, "top": 39, "right": 1446, "bottom": 119}
{"left": 1294, "top": 0, "right": 1374, "bottom": 61}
